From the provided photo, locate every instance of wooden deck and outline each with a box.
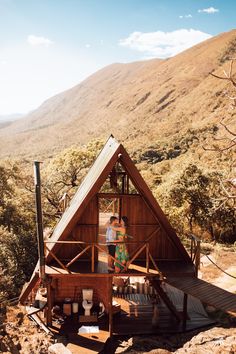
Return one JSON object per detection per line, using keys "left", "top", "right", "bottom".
{"left": 166, "top": 277, "right": 236, "bottom": 317}
{"left": 112, "top": 284, "right": 215, "bottom": 335}
{"left": 49, "top": 283, "right": 215, "bottom": 353}
{"left": 46, "top": 258, "right": 195, "bottom": 277}
{"left": 55, "top": 320, "right": 109, "bottom": 354}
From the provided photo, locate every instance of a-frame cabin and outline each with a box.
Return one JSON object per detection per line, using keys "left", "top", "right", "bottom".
{"left": 20, "top": 136, "right": 236, "bottom": 347}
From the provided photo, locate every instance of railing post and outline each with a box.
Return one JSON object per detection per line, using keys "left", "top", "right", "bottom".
{"left": 91, "top": 244, "right": 95, "bottom": 273}
{"left": 190, "top": 237, "right": 193, "bottom": 260}
{"left": 146, "top": 243, "right": 149, "bottom": 273}
{"left": 195, "top": 240, "right": 201, "bottom": 277}
{"left": 182, "top": 293, "right": 188, "bottom": 330}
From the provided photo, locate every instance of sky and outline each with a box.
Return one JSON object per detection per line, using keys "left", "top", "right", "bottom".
{"left": 0, "top": 0, "right": 236, "bottom": 116}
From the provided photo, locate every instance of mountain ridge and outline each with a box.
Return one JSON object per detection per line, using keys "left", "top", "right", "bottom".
{"left": 0, "top": 29, "right": 236, "bottom": 159}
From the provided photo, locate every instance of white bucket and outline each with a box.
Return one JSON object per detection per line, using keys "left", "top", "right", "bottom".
{"left": 72, "top": 302, "right": 79, "bottom": 313}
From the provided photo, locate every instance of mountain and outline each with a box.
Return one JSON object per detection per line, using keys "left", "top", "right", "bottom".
{"left": 0, "top": 114, "right": 24, "bottom": 129}
{"left": 0, "top": 30, "right": 235, "bottom": 160}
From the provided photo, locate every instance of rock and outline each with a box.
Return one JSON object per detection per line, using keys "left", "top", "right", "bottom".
{"left": 176, "top": 327, "right": 236, "bottom": 354}
{"left": 48, "top": 342, "right": 72, "bottom": 354}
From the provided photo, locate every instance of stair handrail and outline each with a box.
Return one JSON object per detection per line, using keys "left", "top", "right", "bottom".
{"left": 188, "top": 234, "right": 201, "bottom": 277}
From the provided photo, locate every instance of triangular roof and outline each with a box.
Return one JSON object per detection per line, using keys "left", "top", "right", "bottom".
{"left": 20, "top": 135, "right": 191, "bottom": 304}
{"left": 47, "top": 135, "right": 190, "bottom": 261}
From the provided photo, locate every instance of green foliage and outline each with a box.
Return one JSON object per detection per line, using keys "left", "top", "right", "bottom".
{"left": 136, "top": 126, "right": 218, "bottom": 164}
{"left": 162, "top": 164, "right": 235, "bottom": 242}
{"left": 41, "top": 139, "right": 104, "bottom": 225}
{"left": 219, "top": 37, "right": 236, "bottom": 64}
{"left": 0, "top": 226, "right": 37, "bottom": 301}
{"left": 0, "top": 136, "right": 234, "bottom": 302}
{"left": 0, "top": 162, "right": 37, "bottom": 301}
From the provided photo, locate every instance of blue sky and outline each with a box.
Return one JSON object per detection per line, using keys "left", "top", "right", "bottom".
{"left": 0, "top": 0, "right": 235, "bottom": 115}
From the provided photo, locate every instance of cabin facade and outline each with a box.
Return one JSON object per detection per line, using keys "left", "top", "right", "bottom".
{"left": 20, "top": 136, "right": 236, "bottom": 350}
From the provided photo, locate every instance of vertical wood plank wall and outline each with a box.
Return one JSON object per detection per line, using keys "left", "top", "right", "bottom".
{"left": 55, "top": 196, "right": 98, "bottom": 260}
{"left": 52, "top": 276, "right": 111, "bottom": 311}
{"left": 53, "top": 194, "right": 183, "bottom": 261}
{"left": 121, "top": 195, "right": 182, "bottom": 259}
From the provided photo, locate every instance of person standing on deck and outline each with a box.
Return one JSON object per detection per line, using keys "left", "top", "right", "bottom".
{"left": 111, "top": 216, "right": 129, "bottom": 274}
{"left": 105, "top": 216, "right": 118, "bottom": 271}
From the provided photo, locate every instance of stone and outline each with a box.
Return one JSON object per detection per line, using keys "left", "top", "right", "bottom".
{"left": 48, "top": 343, "right": 72, "bottom": 354}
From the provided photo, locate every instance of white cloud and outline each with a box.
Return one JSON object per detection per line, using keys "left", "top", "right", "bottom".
{"left": 179, "top": 14, "right": 192, "bottom": 19}
{"left": 85, "top": 44, "right": 91, "bottom": 48}
{"left": 119, "top": 29, "right": 212, "bottom": 59}
{"left": 27, "top": 35, "right": 53, "bottom": 47}
{"left": 198, "top": 7, "right": 219, "bottom": 14}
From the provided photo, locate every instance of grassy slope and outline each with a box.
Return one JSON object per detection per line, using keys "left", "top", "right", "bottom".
{"left": 0, "top": 30, "right": 235, "bottom": 161}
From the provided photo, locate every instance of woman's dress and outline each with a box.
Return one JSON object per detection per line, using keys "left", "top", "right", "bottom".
{"left": 115, "top": 231, "right": 129, "bottom": 270}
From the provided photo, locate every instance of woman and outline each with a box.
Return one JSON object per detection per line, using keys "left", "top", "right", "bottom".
{"left": 111, "top": 216, "right": 129, "bottom": 273}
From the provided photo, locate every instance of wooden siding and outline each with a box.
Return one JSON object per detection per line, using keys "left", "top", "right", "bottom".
{"left": 78, "top": 196, "right": 98, "bottom": 224}
{"left": 52, "top": 275, "right": 111, "bottom": 311}
{"left": 122, "top": 195, "right": 182, "bottom": 260}
{"left": 55, "top": 196, "right": 98, "bottom": 260}
{"left": 119, "top": 145, "right": 190, "bottom": 262}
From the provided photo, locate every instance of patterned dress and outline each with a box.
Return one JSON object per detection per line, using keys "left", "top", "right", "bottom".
{"left": 115, "top": 231, "right": 129, "bottom": 270}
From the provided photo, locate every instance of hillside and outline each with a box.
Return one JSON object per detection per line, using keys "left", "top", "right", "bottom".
{"left": 0, "top": 30, "right": 235, "bottom": 160}
{"left": 0, "top": 114, "right": 23, "bottom": 129}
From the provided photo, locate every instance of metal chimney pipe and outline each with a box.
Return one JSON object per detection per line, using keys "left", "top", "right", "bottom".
{"left": 34, "top": 161, "right": 46, "bottom": 281}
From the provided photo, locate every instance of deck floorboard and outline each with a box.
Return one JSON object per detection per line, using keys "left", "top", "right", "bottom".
{"left": 166, "top": 277, "right": 236, "bottom": 316}
{"left": 51, "top": 284, "right": 215, "bottom": 353}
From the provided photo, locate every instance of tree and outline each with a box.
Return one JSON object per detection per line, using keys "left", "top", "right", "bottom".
{"left": 167, "top": 164, "right": 235, "bottom": 242}
{"left": 169, "top": 164, "right": 212, "bottom": 233}
{"left": 0, "top": 225, "right": 38, "bottom": 301}
{"left": 0, "top": 162, "right": 38, "bottom": 301}
{"left": 41, "top": 139, "right": 104, "bottom": 225}
{"left": 206, "top": 59, "right": 236, "bottom": 208}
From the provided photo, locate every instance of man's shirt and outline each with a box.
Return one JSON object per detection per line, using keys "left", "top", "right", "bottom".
{"left": 106, "top": 225, "right": 116, "bottom": 243}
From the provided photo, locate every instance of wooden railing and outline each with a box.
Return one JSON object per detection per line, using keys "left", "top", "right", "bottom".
{"left": 44, "top": 240, "right": 161, "bottom": 275}
{"left": 189, "top": 234, "right": 201, "bottom": 277}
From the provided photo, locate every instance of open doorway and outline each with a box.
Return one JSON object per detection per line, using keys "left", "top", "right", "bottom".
{"left": 98, "top": 197, "right": 121, "bottom": 271}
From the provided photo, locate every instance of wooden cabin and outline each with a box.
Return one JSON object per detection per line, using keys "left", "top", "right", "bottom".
{"left": 20, "top": 136, "right": 236, "bottom": 351}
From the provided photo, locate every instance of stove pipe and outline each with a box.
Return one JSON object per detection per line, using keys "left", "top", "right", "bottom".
{"left": 34, "top": 161, "right": 46, "bottom": 281}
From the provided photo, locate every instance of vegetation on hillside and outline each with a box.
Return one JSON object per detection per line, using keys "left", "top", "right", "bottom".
{"left": 0, "top": 134, "right": 234, "bottom": 303}
{"left": 0, "top": 63, "right": 235, "bottom": 300}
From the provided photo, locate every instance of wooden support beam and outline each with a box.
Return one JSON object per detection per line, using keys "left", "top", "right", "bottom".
{"left": 146, "top": 243, "right": 149, "bottom": 273}
{"left": 46, "top": 280, "right": 52, "bottom": 326}
{"left": 148, "top": 252, "right": 161, "bottom": 274}
{"left": 182, "top": 293, "right": 188, "bottom": 330}
{"left": 126, "top": 175, "right": 129, "bottom": 194}
{"left": 45, "top": 246, "right": 71, "bottom": 274}
{"left": 145, "top": 226, "right": 161, "bottom": 242}
{"left": 108, "top": 277, "right": 113, "bottom": 337}
{"left": 98, "top": 193, "right": 139, "bottom": 198}
{"left": 128, "top": 243, "right": 146, "bottom": 262}
{"left": 151, "top": 279, "right": 182, "bottom": 322}
{"left": 95, "top": 244, "right": 125, "bottom": 270}
{"left": 66, "top": 245, "right": 91, "bottom": 268}
{"left": 128, "top": 244, "right": 146, "bottom": 267}
{"left": 195, "top": 240, "right": 201, "bottom": 277}
{"left": 91, "top": 244, "right": 95, "bottom": 273}
{"left": 45, "top": 240, "right": 87, "bottom": 244}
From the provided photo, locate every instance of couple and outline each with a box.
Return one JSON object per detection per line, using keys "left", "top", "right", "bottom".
{"left": 106, "top": 216, "right": 129, "bottom": 273}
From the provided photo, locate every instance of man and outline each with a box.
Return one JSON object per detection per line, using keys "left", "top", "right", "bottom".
{"left": 105, "top": 216, "right": 118, "bottom": 271}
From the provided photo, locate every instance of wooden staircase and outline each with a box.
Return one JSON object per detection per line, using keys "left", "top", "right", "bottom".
{"left": 150, "top": 277, "right": 182, "bottom": 322}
